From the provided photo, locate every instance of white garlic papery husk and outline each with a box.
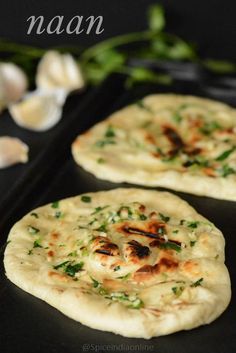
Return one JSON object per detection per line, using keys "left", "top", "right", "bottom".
{"left": 0, "top": 63, "right": 28, "bottom": 111}
{"left": 36, "top": 50, "right": 85, "bottom": 93}
{"left": 0, "top": 136, "right": 29, "bottom": 169}
{"left": 9, "top": 89, "right": 64, "bottom": 131}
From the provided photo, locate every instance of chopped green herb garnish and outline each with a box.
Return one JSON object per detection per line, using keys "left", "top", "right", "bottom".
{"left": 105, "top": 125, "right": 116, "bottom": 138}
{"left": 81, "top": 248, "right": 89, "bottom": 257}
{"left": 172, "top": 286, "right": 184, "bottom": 297}
{"left": 156, "top": 147, "right": 165, "bottom": 156}
{"left": 27, "top": 226, "right": 40, "bottom": 235}
{"left": 114, "top": 265, "right": 121, "bottom": 271}
{"left": 118, "top": 273, "right": 130, "bottom": 280}
{"left": 33, "top": 239, "right": 42, "bottom": 248}
{"left": 91, "top": 277, "right": 100, "bottom": 288}
{"left": 129, "top": 298, "right": 144, "bottom": 309}
{"left": 53, "top": 261, "right": 70, "bottom": 270}
{"left": 216, "top": 146, "right": 236, "bottom": 161}
{"left": 95, "top": 140, "right": 116, "bottom": 148}
{"left": 30, "top": 212, "right": 39, "bottom": 218}
{"left": 88, "top": 218, "right": 98, "bottom": 225}
{"left": 99, "top": 287, "right": 109, "bottom": 295}
{"left": 68, "top": 251, "right": 77, "bottom": 257}
{"left": 179, "top": 219, "right": 185, "bottom": 225}
{"left": 81, "top": 195, "right": 92, "bottom": 203}
{"left": 199, "top": 121, "right": 221, "bottom": 135}
{"left": 183, "top": 157, "right": 209, "bottom": 168}
{"left": 172, "top": 229, "right": 179, "bottom": 234}
{"left": 187, "top": 221, "right": 199, "bottom": 229}
{"left": 111, "top": 292, "right": 129, "bottom": 301}
{"left": 158, "top": 227, "right": 165, "bottom": 235}
{"left": 191, "top": 277, "right": 203, "bottom": 287}
{"left": 55, "top": 211, "right": 63, "bottom": 219}
{"left": 54, "top": 261, "right": 84, "bottom": 277}
{"left": 91, "top": 205, "right": 109, "bottom": 215}
{"left": 172, "top": 113, "right": 182, "bottom": 123}
{"left": 118, "top": 206, "right": 133, "bottom": 218}
{"left": 159, "top": 213, "right": 170, "bottom": 223}
{"left": 162, "top": 154, "right": 177, "bottom": 162}
{"left": 218, "top": 164, "right": 236, "bottom": 177}
{"left": 97, "top": 158, "right": 106, "bottom": 164}
{"left": 190, "top": 240, "right": 196, "bottom": 247}
{"left": 159, "top": 241, "right": 181, "bottom": 252}
{"left": 64, "top": 262, "right": 84, "bottom": 277}
{"left": 96, "top": 224, "right": 107, "bottom": 232}
{"left": 139, "top": 214, "right": 147, "bottom": 220}
{"left": 51, "top": 201, "right": 59, "bottom": 208}
{"left": 28, "top": 249, "right": 33, "bottom": 255}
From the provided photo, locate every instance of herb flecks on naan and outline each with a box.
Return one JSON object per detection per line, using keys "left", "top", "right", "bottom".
{"left": 72, "top": 94, "right": 236, "bottom": 201}
{"left": 4, "top": 189, "right": 231, "bottom": 338}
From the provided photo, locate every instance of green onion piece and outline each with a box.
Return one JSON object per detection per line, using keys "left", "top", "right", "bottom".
{"left": 27, "top": 226, "right": 40, "bottom": 235}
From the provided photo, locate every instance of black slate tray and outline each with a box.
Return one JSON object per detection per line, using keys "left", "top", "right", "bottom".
{"left": 0, "top": 69, "right": 235, "bottom": 353}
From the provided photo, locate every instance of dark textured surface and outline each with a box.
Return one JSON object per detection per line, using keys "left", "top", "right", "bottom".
{"left": 0, "top": 72, "right": 236, "bottom": 353}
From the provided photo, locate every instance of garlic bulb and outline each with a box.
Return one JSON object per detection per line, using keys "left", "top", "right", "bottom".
{"left": 0, "top": 63, "right": 28, "bottom": 111}
{"left": 36, "top": 50, "right": 85, "bottom": 93}
{"left": 9, "top": 90, "right": 63, "bottom": 131}
{"left": 0, "top": 136, "right": 29, "bottom": 169}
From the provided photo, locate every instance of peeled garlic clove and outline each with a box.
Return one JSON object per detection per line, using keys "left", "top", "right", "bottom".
{"left": 36, "top": 50, "right": 85, "bottom": 92}
{"left": 63, "top": 54, "right": 85, "bottom": 90}
{"left": 0, "top": 63, "right": 28, "bottom": 107}
{"left": 9, "top": 90, "right": 63, "bottom": 131}
{"left": 0, "top": 136, "right": 28, "bottom": 169}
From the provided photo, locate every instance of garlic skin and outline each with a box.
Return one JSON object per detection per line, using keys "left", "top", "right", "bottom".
{"left": 36, "top": 50, "right": 85, "bottom": 93}
{"left": 0, "top": 63, "right": 28, "bottom": 111}
{"left": 9, "top": 90, "right": 63, "bottom": 132}
{"left": 9, "top": 50, "right": 84, "bottom": 132}
{"left": 0, "top": 136, "right": 29, "bottom": 169}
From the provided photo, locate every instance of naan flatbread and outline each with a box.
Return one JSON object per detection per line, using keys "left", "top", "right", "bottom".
{"left": 4, "top": 188, "right": 231, "bottom": 338}
{"left": 72, "top": 94, "right": 236, "bottom": 201}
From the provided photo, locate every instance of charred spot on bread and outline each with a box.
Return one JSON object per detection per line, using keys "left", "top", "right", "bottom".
{"left": 93, "top": 236, "right": 120, "bottom": 256}
{"left": 136, "top": 257, "right": 178, "bottom": 274}
{"left": 127, "top": 240, "right": 150, "bottom": 259}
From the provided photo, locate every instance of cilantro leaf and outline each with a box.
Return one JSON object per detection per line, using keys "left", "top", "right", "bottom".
{"left": 159, "top": 213, "right": 170, "bottom": 223}
{"left": 148, "top": 4, "right": 165, "bottom": 32}
{"left": 216, "top": 147, "right": 236, "bottom": 161}
{"left": 191, "top": 278, "right": 203, "bottom": 287}
{"left": 81, "top": 195, "right": 92, "bottom": 203}
{"left": 51, "top": 201, "right": 59, "bottom": 208}
{"left": 159, "top": 241, "right": 181, "bottom": 252}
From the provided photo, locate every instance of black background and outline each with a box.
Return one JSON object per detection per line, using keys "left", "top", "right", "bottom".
{"left": 0, "top": 0, "right": 236, "bottom": 59}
